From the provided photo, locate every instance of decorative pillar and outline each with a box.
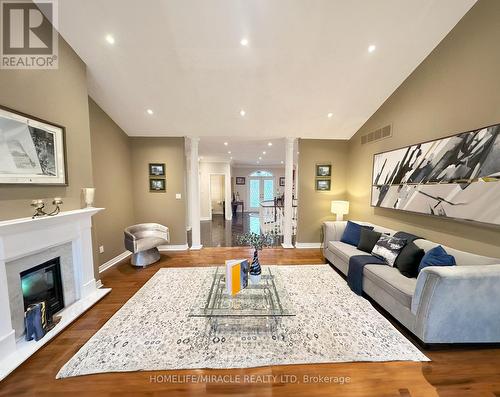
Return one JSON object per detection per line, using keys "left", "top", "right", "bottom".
{"left": 185, "top": 138, "right": 192, "bottom": 231}
{"left": 224, "top": 162, "right": 232, "bottom": 221}
{"left": 187, "top": 137, "right": 202, "bottom": 250}
{"left": 282, "top": 137, "right": 295, "bottom": 248}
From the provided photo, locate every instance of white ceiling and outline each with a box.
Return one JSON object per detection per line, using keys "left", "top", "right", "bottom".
{"left": 198, "top": 137, "right": 298, "bottom": 166}
{"left": 56, "top": 0, "right": 476, "bottom": 140}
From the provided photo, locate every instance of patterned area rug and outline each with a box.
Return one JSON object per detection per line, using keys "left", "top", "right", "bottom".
{"left": 57, "top": 265, "right": 428, "bottom": 378}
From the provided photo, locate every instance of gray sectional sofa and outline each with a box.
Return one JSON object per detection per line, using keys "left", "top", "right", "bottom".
{"left": 322, "top": 220, "right": 500, "bottom": 344}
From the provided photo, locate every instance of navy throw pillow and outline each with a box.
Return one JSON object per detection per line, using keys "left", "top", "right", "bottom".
{"left": 341, "top": 221, "right": 374, "bottom": 247}
{"left": 418, "top": 245, "right": 456, "bottom": 273}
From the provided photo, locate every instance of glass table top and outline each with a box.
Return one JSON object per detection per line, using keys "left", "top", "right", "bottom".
{"left": 190, "top": 267, "right": 294, "bottom": 318}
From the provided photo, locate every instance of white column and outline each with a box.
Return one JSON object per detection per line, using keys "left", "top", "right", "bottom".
{"left": 184, "top": 139, "right": 192, "bottom": 231}
{"left": 188, "top": 137, "right": 202, "bottom": 250}
{"left": 224, "top": 162, "right": 232, "bottom": 221}
{"left": 282, "top": 137, "right": 295, "bottom": 248}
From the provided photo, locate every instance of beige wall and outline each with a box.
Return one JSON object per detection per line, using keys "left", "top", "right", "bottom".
{"left": 0, "top": 36, "right": 93, "bottom": 220}
{"left": 89, "top": 98, "right": 135, "bottom": 266}
{"left": 297, "top": 139, "right": 349, "bottom": 243}
{"left": 130, "top": 137, "right": 187, "bottom": 245}
{"left": 347, "top": 0, "right": 500, "bottom": 258}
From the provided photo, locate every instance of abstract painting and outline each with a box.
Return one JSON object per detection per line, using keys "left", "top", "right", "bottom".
{"left": 371, "top": 123, "right": 500, "bottom": 226}
{"left": 0, "top": 106, "right": 67, "bottom": 185}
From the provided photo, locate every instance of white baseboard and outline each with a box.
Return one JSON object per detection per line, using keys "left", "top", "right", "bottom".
{"left": 190, "top": 244, "right": 203, "bottom": 250}
{"left": 158, "top": 244, "right": 189, "bottom": 251}
{"left": 99, "top": 251, "right": 131, "bottom": 273}
{"left": 295, "top": 242, "right": 322, "bottom": 249}
{"left": 95, "top": 279, "right": 103, "bottom": 288}
{"left": 281, "top": 243, "right": 294, "bottom": 249}
{"left": 200, "top": 217, "right": 211, "bottom": 221}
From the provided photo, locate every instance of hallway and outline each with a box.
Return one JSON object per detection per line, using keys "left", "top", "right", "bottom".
{"left": 188, "top": 213, "right": 288, "bottom": 247}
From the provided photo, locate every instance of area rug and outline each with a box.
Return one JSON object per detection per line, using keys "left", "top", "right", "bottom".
{"left": 57, "top": 265, "right": 428, "bottom": 378}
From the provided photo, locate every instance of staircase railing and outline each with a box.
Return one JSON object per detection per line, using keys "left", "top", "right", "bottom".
{"left": 259, "top": 200, "right": 297, "bottom": 236}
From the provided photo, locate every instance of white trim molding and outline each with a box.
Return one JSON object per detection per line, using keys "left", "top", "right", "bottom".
{"left": 158, "top": 244, "right": 189, "bottom": 251}
{"left": 190, "top": 244, "right": 203, "bottom": 250}
{"left": 295, "top": 242, "right": 322, "bottom": 249}
{"left": 98, "top": 251, "right": 131, "bottom": 273}
{"left": 200, "top": 216, "right": 211, "bottom": 221}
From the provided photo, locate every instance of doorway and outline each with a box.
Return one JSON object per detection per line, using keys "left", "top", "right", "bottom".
{"left": 248, "top": 176, "right": 274, "bottom": 212}
{"left": 209, "top": 174, "right": 225, "bottom": 219}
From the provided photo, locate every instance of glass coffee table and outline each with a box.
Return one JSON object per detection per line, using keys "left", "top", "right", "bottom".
{"left": 190, "top": 267, "right": 294, "bottom": 334}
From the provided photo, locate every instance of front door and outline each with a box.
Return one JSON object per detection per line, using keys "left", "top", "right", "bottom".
{"left": 248, "top": 177, "right": 274, "bottom": 212}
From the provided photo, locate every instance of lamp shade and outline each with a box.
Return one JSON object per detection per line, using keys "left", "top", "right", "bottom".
{"left": 331, "top": 200, "right": 349, "bottom": 215}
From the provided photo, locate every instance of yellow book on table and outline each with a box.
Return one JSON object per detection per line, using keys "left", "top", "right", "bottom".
{"left": 225, "top": 259, "right": 249, "bottom": 295}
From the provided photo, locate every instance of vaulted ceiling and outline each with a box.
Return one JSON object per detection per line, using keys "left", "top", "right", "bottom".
{"left": 56, "top": 0, "right": 476, "bottom": 139}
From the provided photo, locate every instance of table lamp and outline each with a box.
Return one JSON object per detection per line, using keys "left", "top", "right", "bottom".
{"left": 331, "top": 200, "right": 349, "bottom": 221}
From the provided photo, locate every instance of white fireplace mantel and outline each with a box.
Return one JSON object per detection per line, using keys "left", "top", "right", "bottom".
{"left": 0, "top": 208, "right": 111, "bottom": 380}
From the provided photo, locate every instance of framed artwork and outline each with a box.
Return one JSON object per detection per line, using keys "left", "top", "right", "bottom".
{"left": 316, "top": 164, "right": 332, "bottom": 177}
{"left": 149, "top": 163, "right": 165, "bottom": 176}
{"left": 316, "top": 179, "right": 331, "bottom": 191}
{"left": 235, "top": 177, "right": 245, "bottom": 185}
{"left": 279, "top": 177, "right": 285, "bottom": 186}
{"left": 371, "top": 123, "right": 500, "bottom": 226}
{"left": 0, "top": 105, "right": 67, "bottom": 185}
{"left": 149, "top": 178, "right": 166, "bottom": 192}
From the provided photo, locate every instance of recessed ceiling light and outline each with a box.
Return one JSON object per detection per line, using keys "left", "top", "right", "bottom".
{"left": 327, "top": 112, "right": 333, "bottom": 118}
{"left": 240, "top": 109, "right": 246, "bottom": 117}
{"left": 262, "top": 151, "right": 266, "bottom": 155}
{"left": 230, "top": 156, "right": 233, "bottom": 160}
{"left": 368, "top": 44, "right": 376, "bottom": 53}
{"left": 258, "top": 156, "right": 262, "bottom": 160}
{"left": 224, "top": 142, "right": 228, "bottom": 146}
{"left": 280, "top": 161, "right": 284, "bottom": 164}
{"left": 268, "top": 142, "right": 272, "bottom": 147}
{"left": 146, "top": 109, "right": 153, "bottom": 115}
{"left": 105, "top": 34, "right": 115, "bottom": 45}
{"left": 228, "top": 151, "right": 232, "bottom": 154}
{"left": 240, "top": 38, "right": 249, "bottom": 46}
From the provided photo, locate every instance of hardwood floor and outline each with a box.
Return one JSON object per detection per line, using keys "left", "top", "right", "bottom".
{"left": 1, "top": 247, "right": 500, "bottom": 397}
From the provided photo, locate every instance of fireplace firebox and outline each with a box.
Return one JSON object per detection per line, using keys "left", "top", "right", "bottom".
{"left": 20, "top": 258, "right": 64, "bottom": 320}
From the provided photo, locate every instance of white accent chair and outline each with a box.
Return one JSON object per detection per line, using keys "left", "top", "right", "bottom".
{"left": 124, "top": 223, "right": 169, "bottom": 267}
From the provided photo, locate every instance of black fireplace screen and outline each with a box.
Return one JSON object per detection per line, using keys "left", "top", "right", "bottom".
{"left": 20, "top": 257, "right": 64, "bottom": 318}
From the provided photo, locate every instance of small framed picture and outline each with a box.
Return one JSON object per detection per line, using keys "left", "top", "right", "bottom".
{"left": 316, "top": 179, "right": 331, "bottom": 191}
{"left": 279, "top": 177, "right": 285, "bottom": 186}
{"left": 236, "top": 177, "right": 246, "bottom": 185}
{"left": 149, "top": 178, "right": 166, "bottom": 192}
{"left": 316, "top": 164, "right": 331, "bottom": 177}
{"left": 149, "top": 163, "right": 165, "bottom": 176}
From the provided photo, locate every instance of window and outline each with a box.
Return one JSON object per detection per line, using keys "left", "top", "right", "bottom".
{"left": 249, "top": 170, "right": 273, "bottom": 177}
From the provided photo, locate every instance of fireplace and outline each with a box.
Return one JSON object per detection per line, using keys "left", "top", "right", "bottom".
{"left": 20, "top": 258, "right": 64, "bottom": 320}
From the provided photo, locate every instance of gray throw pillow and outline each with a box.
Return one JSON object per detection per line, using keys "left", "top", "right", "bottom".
{"left": 357, "top": 229, "right": 382, "bottom": 253}
{"left": 371, "top": 235, "right": 406, "bottom": 267}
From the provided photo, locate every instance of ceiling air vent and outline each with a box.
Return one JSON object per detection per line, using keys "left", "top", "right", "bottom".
{"left": 361, "top": 124, "right": 392, "bottom": 145}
